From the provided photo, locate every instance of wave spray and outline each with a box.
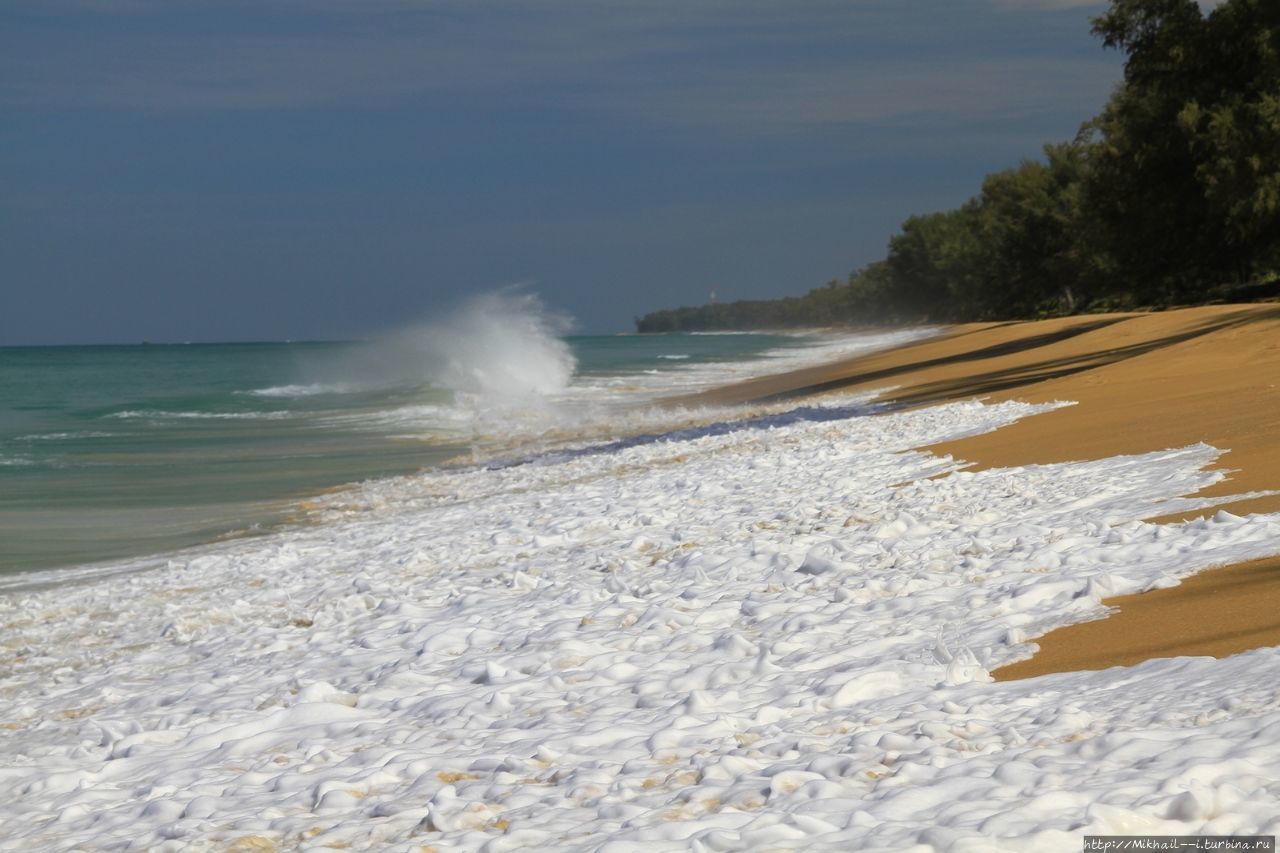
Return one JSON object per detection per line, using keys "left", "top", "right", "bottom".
{"left": 426, "top": 289, "right": 576, "bottom": 400}
{"left": 354, "top": 289, "right": 577, "bottom": 406}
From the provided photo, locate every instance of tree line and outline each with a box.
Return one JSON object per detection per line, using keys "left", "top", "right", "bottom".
{"left": 636, "top": 0, "right": 1279, "bottom": 333}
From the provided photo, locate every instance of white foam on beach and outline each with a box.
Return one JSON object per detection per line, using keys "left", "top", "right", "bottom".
{"left": 3, "top": 390, "right": 1280, "bottom": 851}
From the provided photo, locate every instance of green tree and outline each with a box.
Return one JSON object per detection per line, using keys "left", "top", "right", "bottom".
{"left": 969, "top": 142, "right": 1107, "bottom": 317}
{"left": 884, "top": 205, "right": 986, "bottom": 321}
{"left": 635, "top": 0, "right": 1280, "bottom": 334}
{"left": 1178, "top": 0, "right": 1280, "bottom": 277}
{"left": 1085, "top": 0, "right": 1280, "bottom": 299}
{"left": 1085, "top": 0, "right": 1220, "bottom": 302}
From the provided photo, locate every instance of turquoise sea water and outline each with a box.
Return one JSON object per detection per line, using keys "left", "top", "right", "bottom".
{"left": 0, "top": 333, "right": 805, "bottom": 575}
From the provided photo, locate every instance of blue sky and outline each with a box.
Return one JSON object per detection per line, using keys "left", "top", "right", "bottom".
{"left": 1, "top": 0, "right": 1124, "bottom": 343}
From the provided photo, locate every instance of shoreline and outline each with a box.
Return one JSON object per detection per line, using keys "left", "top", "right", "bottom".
{"left": 679, "top": 303, "right": 1280, "bottom": 677}
{"left": 2, "top": 331, "right": 871, "bottom": 582}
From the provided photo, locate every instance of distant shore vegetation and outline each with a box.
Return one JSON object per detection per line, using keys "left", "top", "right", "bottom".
{"left": 636, "top": 0, "right": 1280, "bottom": 333}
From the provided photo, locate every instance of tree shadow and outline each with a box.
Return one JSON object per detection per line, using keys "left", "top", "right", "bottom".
{"left": 757, "top": 307, "right": 1280, "bottom": 406}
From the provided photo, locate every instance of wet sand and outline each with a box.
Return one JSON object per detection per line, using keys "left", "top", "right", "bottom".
{"left": 678, "top": 303, "right": 1280, "bottom": 678}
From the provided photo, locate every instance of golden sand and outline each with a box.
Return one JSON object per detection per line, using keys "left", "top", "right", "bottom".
{"left": 678, "top": 303, "right": 1280, "bottom": 678}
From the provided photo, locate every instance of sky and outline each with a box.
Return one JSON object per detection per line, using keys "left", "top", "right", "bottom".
{"left": 1, "top": 0, "right": 1128, "bottom": 343}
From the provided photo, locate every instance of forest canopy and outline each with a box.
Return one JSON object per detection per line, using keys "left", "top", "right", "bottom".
{"left": 635, "top": 0, "right": 1280, "bottom": 333}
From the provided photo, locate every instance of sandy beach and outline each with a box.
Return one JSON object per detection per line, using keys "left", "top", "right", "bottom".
{"left": 679, "top": 303, "right": 1280, "bottom": 679}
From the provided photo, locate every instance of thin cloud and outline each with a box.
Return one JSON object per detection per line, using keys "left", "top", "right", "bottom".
{"left": 600, "top": 58, "right": 1118, "bottom": 131}
{"left": 2, "top": 0, "right": 1119, "bottom": 135}
{"left": 989, "top": 0, "right": 1106, "bottom": 9}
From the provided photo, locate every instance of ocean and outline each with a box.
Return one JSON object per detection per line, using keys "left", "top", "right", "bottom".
{"left": 0, "top": 304, "right": 925, "bottom": 576}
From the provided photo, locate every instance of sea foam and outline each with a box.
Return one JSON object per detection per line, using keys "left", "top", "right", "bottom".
{"left": 104, "top": 409, "right": 295, "bottom": 420}
{"left": 3, "top": 391, "right": 1280, "bottom": 850}
{"left": 245, "top": 382, "right": 362, "bottom": 398}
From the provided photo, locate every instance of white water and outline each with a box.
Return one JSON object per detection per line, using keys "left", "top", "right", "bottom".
{"left": 321, "top": 290, "right": 577, "bottom": 405}
{"left": 290, "top": 307, "right": 940, "bottom": 458}
{"left": 105, "top": 410, "right": 296, "bottom": 421}
{"left": 246, "top": 383, "right": 363, "bottom": 398}
{"left": 3, "top": 335, "right": 1280, "bottom": 850}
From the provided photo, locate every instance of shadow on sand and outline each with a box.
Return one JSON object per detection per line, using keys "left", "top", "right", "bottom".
{"left": 755, "top": 306, "right": 1280, "bottom": 408}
